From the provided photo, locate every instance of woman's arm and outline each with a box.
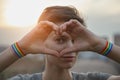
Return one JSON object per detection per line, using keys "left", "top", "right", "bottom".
{"left": 107, "top": 43, "right": 120, "bottom": 63}
{"left": 94, "top": 38, "right": 120, "bottom": 63}
{"left": 60, "top": 19, "right": 120, "bottom": 79}
{"left": 60, "top": 19, "right": 120, "bottom": 63}
{"left": 0, "top": 21, "right": 59, "bottom": 72}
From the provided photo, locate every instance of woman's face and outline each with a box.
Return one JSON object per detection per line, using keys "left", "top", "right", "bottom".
{"left": 44, "top": 22, "right": 78, "bottom": 69}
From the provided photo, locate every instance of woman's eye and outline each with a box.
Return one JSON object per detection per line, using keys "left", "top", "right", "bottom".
{"left": 55, "top": 37, "right": 67, "bottom": 44}
{"left": 55, "top": 38, "right": 64, "bottom": 44}
{"left": 54, "top": 35, "right": 70, "bottom": 44}
{"left": 72, "top": 40, "right": 74, "bottom": 43}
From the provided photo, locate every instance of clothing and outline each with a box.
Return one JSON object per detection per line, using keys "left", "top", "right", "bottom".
{"left": 8, "top": 72, "right": 111, "bottom": 80}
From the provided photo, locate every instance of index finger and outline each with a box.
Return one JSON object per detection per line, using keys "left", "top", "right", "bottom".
{"left": 40, "top": 21, "right": 59, "bottom": 31}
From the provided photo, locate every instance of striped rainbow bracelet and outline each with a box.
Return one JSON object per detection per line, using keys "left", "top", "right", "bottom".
{"left": 11, "top": 42, "right": 26, "bottom": 58}
{"left": 101, "top": 41, "right": 113, "bottom": 56}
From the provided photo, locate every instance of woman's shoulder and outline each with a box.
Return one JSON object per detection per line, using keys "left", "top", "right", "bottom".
{"left": 7, "top": 73, "right": 42, "bottom": 80}
{"left": 72, "top": 72, "right": 112, "bottom": 80}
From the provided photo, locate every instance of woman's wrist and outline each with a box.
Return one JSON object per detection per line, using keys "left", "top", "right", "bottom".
{"left": 92, "top": 38, "right": 107, "bottom": 54}
{"left": 11, "top": 42, "right": 27, "bottom": 58}
{"left": 18, "top": 41, "right": 30, "bottom": 55}
{"left": 11, "top": 41, "right": 30, "bottom": 58}
{"left": 92, "top": 38, "right": 113, "bottom": 56}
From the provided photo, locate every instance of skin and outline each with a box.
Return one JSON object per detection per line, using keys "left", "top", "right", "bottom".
{"left": 0, "top": 20, "right": 120, "bottom": 80}
{"left": 43, "top": 22, "right": 78, "bottom": 80}
{"left": 0, "top": 21, "right": 60, "bottom": 72}
{"left": 59, "top": 19, "right": 120, "bottom": 80}
{"left": 60, "top": 19, "right": 120, "bottom": 63}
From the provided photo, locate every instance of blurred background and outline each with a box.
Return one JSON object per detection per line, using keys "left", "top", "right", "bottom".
{"left": 0, "top": 0, "right": 120, "bottom": 79}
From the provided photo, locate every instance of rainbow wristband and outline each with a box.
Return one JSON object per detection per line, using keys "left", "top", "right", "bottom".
{"left": 11, "top": 42, "right": 25, "bottom": 58}
{"left": 101, "top": 41, "right": 113, "bottom": 56}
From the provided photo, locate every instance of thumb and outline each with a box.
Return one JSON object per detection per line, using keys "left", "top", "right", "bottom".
{"left": 60, "top": 46, "right": 80, "bottom": 56}
{"left": 43, "top": 48, "right": 60, "bottom": 57}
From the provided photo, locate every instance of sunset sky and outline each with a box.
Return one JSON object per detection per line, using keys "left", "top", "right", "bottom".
{"left": 0, "top": 0, "right": 120, "bottom": 45}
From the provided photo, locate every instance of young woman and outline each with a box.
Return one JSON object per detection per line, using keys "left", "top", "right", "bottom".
{"left": 0, "top": 6, "right": 120, "bottom": 80}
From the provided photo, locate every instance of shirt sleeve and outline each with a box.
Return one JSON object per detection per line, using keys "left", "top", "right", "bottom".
{"left": 7, "top": 74, "right": 24, "bottom": 80}
{"left": 86, "top": 72, "right": 112, "bottom": 80}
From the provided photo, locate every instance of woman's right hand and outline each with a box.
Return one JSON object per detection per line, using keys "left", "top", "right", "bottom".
{"left": 18, "top": 21, "right": 59, "bottom": 57}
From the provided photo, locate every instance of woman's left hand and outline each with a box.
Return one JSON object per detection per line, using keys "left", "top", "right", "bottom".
{"left": 59, "top": 19, "right": 102, "bottom": 55}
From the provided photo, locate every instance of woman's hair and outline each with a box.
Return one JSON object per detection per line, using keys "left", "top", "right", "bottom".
{"left": 38, "top": 6, "right": 86, "bottom": 26}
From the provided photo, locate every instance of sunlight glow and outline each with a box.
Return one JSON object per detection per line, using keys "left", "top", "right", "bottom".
{"left": 4, "top": 0, "right": 45, "bottom": 28}
{"left": 4, "top": 0, "right": 86, "bottom": 28}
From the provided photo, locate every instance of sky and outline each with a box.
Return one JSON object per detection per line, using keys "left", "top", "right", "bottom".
{"left": 0, "top": 0, "right": 120, "bottom": 45}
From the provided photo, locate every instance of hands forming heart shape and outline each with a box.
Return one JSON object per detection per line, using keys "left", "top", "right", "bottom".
{"left": 18, "top": 19, "right": 100, "bottom": 57}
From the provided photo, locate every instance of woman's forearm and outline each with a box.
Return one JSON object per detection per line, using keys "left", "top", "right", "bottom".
{"left": 0, "top": 47, "right": 19, "bottom": 72}
{"left": 0, "top": 22, "right": 60, "bottom": 73}
{"left": 94, "top": 38, "right": 120, "bottom": 63}
{"left": 107, "top": 44, "right": 120, "bottom": 63}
